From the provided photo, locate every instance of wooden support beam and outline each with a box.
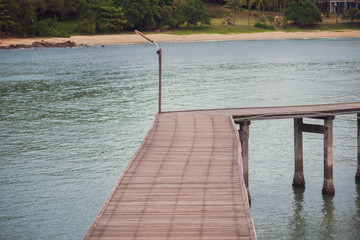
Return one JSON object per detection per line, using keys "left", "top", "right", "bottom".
{"left": 293, "top": 118, "right": 305, "bottom": 187}
{"left": 322, "top": 116, "right": 335, "bottom": 195}
{"left": 300, "top": 123, "right": 326, "bottom": 134}
{"left": 239, "top": 121, "right": 251, "bottom": 203}
{"left": 356, "top": 113, "right": 360, "bottom": 182}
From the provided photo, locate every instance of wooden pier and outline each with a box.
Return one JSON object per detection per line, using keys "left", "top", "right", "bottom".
{"left": 85, "top": 102, "right": 360, "bottom": 240}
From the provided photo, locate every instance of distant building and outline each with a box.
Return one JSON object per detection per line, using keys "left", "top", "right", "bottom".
{"left": 318, "top": 0, "right": 360, "bottom": 14}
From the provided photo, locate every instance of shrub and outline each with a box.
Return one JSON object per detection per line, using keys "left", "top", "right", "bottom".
{"left": 32, "top": 18, "right": 70, "bottom": 37}
{"left": 285, "top": 0, "right": 322, "bottom": 26}
{"left": 259, "top": 14, "right": 266, "bottom": 23}
{"left": 159, "top": 25, "right": 169, "bottom": 32}
{"left": 267, "top": 15, "right": 274, "bottom": 24}
{"left": 254, "top": 22, "right": 275, "bottom": 30}
{"left": 78, "top": 19, "right": 96, "bottom": 34}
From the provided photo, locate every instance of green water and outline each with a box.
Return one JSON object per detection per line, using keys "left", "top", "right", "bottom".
{"left": 1, "top": 38, "right": 360, "bottom": 239}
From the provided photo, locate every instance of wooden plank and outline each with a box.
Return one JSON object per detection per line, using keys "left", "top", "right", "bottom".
{"left": 85, "top": 112, "right": 256, "bottom": 240}
{"left": 86, "top": 103, "right": 359, "bottom": 240}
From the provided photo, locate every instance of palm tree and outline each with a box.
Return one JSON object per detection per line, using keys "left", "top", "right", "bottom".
{"left": 253, "top": 0, "right": 271, "bottom": 21}
{"left": 224, "top": 0, "right": 245, "bottom": 25}
{"left": 248, "top": 0, "right": 252, "bottom": 25}
{"left": 342, "top": 7, "right": 360, "bottom": 24}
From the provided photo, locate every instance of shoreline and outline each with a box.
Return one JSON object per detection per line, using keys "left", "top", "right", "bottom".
{"left": 1, "top": 30, "right": 360, "bottom": 47}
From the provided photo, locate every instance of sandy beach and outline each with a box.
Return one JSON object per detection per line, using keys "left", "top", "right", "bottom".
{"left": 1, "top": 30, "right": 360, "bottom": 47}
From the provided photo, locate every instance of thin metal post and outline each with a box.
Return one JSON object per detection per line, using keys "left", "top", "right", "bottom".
{"left": 157, "top": 48, "right": 162, "bottom": 113}
{"left": 135, "top": 30, "right": 162, "bottom": 113}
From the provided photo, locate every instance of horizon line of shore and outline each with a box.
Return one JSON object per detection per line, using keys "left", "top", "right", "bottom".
{"left": 1, "top": 30, "right": 360, "bottom": 48}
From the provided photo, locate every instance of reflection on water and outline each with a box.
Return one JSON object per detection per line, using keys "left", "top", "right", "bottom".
{"left": 321, "top": 195, "right": 335, "bottom": 240}
{"left": 290, "top": 187, "right": 306, "bottom": 239}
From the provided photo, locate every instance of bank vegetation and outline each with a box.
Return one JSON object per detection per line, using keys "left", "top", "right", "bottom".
{"left": 0, "top": 0, "right": 359, "bottom": 37}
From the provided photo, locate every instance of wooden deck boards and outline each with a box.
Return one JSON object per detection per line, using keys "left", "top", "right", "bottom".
{"left": 85, "top": 102, "right": 360, "bottom": 240}
{"left": 85, "top": 113, "right": 255, "bottom": 240}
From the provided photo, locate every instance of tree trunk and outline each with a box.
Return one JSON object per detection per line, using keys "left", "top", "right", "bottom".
{"left": 279, "top": 2, "right": 282, "bottom": 16}
{"left": 273, "top": 0, "right": 276, "bottom": 14}
{"left": 336, "top": 4, "right": 339, "bottom": 23}
{"left": 326, "top": 0, "right": 330, "bottom": 18}
{"left": 248, "top": 0, "right": 251, "bottom": 23}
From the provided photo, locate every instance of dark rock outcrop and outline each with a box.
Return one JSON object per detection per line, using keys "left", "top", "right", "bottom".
{"left": 0, "top": 40, "right": 78, "bottom": 49}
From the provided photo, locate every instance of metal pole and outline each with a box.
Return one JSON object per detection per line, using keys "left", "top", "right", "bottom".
{"left": 135, "top": 30, "right": 162, "bottom": 113}
{"left": 157, "top": 48, "right": 162, "bottom": 113}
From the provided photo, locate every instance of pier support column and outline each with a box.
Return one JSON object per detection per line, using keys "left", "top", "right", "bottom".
{"left": 292, "top": 116, "right": 335, "bottom": 195}
{"left": 293, "top": 118, "right": 305, "bottom": 188}
{"left": 239, "top": 121, "right": 251, "bottom": 203}
{"left": 322, "top": 116, "right": 335, "bottom": 195}
{"left": 356, "top": 113, "right": 360, "bottom": 182}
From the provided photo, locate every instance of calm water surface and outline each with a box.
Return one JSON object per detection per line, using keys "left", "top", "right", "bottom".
{"left": 1, "top": 38, "right": 360, "bottom": 239}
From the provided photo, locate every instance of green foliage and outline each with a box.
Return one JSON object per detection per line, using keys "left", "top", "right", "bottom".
{"left": 116, "top": 0, "right": 161, "bottom": 30}
{"left": 342, "top": 8, "right": 360, "bottom": 24}
{"left": 32, "top": 18, "right": 70, "bottom": 37}
{"left": 78, "top": 19, "right": 96, "bottom": 34}
{"left": 254, "top": 22, "right": 274, "bottom": 29}
{"left": 158, "top": 6, "right": 177, "bottom": 29}
{"left": 266, "top": 15, "right": 274, "bottom": 24}
{"left": 179, "top": 0, "right": 211, "bottom": 26}
{"left": 224, "top": 0, "right": 245, "bottom": 25}
{"left": 96, "top": 6, "right": 127, "bottom": 32}
{"left": 285, "top": 0, "right": 322, "bottom": 26}
{"left": 0, "top": 1, "right": 15, "bottom": 34}
{"left": 0, "top": 0, "right": 212, "bottom": 35}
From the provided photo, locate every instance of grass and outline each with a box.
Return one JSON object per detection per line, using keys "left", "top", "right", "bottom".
{"left": 166, "top": 4, "right": 360, "bottom": 35}
{"left": 166, "top": 13, "right": 359, "bottom": 35}
{"left": 166, "top": 17, "right": 274, "bottom": 35}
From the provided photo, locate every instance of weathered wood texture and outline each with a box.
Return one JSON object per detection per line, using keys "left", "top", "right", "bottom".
{"left": 356, "top": 113, "right": 360, "bottom": 182}
{"left": 85, "top": 102, "right": 360, "bottom": 240}
{"left": 183, "top": 102, "right": 360, "bottom": 120}
{"left": 293, "top": 118, "right": 305, "bottom": 187}
{"left": 322, "top": 117, "right": 335, "bottom": 195}
{"left": 85, "top": 113, "right": 256, "bottom": 240}
{"left": 238, "top": 121, "right": 251, "bottom": 203}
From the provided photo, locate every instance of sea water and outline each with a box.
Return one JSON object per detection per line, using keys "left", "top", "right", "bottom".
{"left": 1, "top": 38, "right": 360, "bottom": 239}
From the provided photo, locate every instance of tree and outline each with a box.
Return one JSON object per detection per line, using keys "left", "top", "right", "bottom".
{"left": 179, "top": 0, "right": 210, "bottom": 25}
{"left": 285, "top": 0, "right": 322, "bottom": 26}
{"left": 247, "top": 0, "right": 252, "bottom": 25}
{"left": 342, "top": 8, "right": 360, "bottom": 24}
{"left": 253, "top": 0, "right": 271, "bottom": 21}
{"left": 0, "top": 0, "right": 14, "bottom": 33}
{"left": 224, "top": 0, "right": 245, "bottom": 25}
{"left": 171, "top": 0, "right": 187, "bottom": 27}
{"left": 116, "top": 0, "right": 161, "bottom": 30}
{"left": 158, "top": 5, "right": 177, "bottom": 30}
{"left": 95, "top": 6, "right": 127, "bottom": 32}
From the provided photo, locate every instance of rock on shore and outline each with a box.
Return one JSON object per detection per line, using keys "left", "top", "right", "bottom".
{"left": 0, "top": 40, "right": 77, "bottom": 49}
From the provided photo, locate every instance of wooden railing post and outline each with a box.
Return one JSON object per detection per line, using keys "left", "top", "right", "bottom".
{"left": 356, "top": 113, "right": 360, "bottom": 182}
{"left": 322, "top": 116, "right": 335, "bottom": 195}
{"left": 293, "top": 118, "right": 305, "bottom": 187}
{"left": 239, "top": 121, "right": 251, "bottom": 203}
